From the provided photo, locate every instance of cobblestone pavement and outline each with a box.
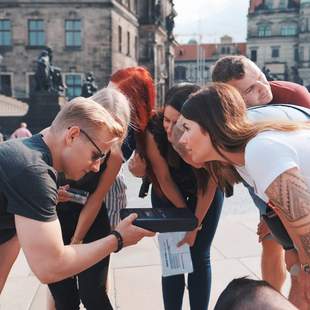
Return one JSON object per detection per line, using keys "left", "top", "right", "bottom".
{"left": 0, "top": 167, "right": 291, "bottom": 309}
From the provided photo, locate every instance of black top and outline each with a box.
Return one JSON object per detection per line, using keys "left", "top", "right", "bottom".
{"left": 148, "top": 113, "right": 197, "bottom": 197}
{"left": 0, "top": 134, "right": 58, "bottom": 231}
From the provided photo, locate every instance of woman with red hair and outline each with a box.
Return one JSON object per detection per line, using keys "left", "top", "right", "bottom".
{"left": 47, "top": 67, "right": 156, "bottom": 310}
{"left": 104, "top": 67, "right": 156, "bottom": 227}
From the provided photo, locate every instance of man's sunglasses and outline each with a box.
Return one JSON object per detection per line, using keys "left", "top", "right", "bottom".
{"left": 68, "top": 127, "right": 107, "bottom": 161}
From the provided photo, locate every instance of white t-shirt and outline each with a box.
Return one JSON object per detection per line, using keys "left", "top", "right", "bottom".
{"left": 247, "top": 104, "right": 310, "bottom": 122}
{"left": 236, "top": 129, "right": 310, "bottom": 202}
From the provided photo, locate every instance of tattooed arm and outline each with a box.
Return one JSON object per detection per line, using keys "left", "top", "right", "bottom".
{"left": 265, "top": 167, "right": 310, "bottom": 265}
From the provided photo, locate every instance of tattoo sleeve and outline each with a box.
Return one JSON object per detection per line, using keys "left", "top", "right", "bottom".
{"left": 266, "top": 167, "right": 310, "bottom": 262}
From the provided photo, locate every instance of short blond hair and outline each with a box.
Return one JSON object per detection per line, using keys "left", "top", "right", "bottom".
{"left": 51, "top": 97, "right": 125, "bottom": 141}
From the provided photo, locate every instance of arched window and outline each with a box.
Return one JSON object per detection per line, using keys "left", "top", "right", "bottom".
{"left": 258, "top": 25, "right": 271, "bottom": 37}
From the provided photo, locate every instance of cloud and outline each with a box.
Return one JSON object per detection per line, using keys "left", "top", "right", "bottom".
{"left": 174, "top": 0, "right": 248, "bottom": 43}
{"left": 175, "top": 0, "right": 233, "bottom": 23}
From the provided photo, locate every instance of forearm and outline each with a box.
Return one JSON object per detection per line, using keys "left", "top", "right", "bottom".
{"left": 15, "top": 216, "right": 118, "bottom": 284}
{"left": 71, "top": 195, "right": 102, "bottom": 243}
{"left": 195, "top": 179, "right": 217, "bottom": 225}
{"left": 72, "top": 153, "right": 123, "bottom": 242}
{"left": 44, "top": 236, "right": 117, "bottom": 283}
{"left": 266, "top": 167, "right": 310, "bottom": 265}
{"left": 159, "top": 175, "right": 187, "bottom": 208}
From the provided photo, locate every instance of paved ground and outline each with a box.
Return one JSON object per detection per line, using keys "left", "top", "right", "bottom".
{"left": 0, "top": 168, "right": 291, "bottom": 309}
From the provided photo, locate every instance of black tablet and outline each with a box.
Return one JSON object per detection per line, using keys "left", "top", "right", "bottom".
{"left": 120, "top": 207, "right": 198, "bottom": 233}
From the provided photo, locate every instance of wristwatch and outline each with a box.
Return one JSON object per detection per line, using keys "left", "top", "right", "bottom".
{"left": 301, "top": 263, "right": 310, "bottom": 274}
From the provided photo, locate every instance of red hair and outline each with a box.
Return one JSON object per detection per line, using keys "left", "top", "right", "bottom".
{"left": 111, "top": 67, "right": 162, "bottom": 195}
{"left": 111, "top": 67, "right": 155, "bottom": 131}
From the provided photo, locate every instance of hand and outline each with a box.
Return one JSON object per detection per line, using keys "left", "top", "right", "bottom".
{"left": 257, "top": 218, "right": 270, "bottom": 243}
{"left": 177, "top": 229, "right": 198, "bottom": 247}
{"left": 57, "top": 185, "right": 71, "bottom": 203}
{"left": 128, "top": 152, "right": 146, "bottom": 178}
{"left": 114, "top": 213, "right": 155, "bottom": 247}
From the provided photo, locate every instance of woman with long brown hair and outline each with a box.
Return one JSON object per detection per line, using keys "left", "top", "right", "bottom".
{"left": 145, "top": 83, "right": 224, "bottom": 310}
{"left": 178, "top": 83, "right": 310, "bottom": 309}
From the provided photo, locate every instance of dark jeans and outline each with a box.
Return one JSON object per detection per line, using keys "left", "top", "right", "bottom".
{"left": 48, "top": 206, "right": 112, "bottom": 310}
{"left": 151, "top": 188, "right": 224, "bottom": 310}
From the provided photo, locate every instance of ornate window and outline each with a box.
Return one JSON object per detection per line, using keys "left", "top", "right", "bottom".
{"left": 300, "top": 46, "right": 304, "bottom": 61}
{"left": 65, "top": 74, "right": 82, "bottom": 98}
{"left": 281, "top": 24, "right": 297, "bottom": 36}
{"left": 0, "top": 19, "right": 11, "bottom": 46}
{"left": 135, "top": 36, "right": 138, "bottom": 59}
{"left": 28, "top": 20, "right": 45, "bottom": 46}
{"left": 258, "top": 25, "right": 271, "bottom": 37}
{"left": 0, "top": 74, "right": 12, "bottom": 96}
{"left": 65, "top": 20, "right": 81, "bottom": 47}
{"left": 271, "top": 47, "right": 280, "bottom": 58}
{"left": 250, "top": 49, "right": 257, "bottom": 62}
{"left": 127, "top": 31, "right": 130, "bottom": 56}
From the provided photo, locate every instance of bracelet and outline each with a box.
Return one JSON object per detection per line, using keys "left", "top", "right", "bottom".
{"left": 301, "top": 263, "right": 310, "bottom": 274}
{"left": 110, "top": 230, "right": 123, "bottom": 253}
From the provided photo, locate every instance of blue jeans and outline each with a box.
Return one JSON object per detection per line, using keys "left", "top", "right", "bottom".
{"left": 242, "top": 181, "right": 267, "bottom": 215}
{"left": 151, "top": 188, "right": 224, "bottom": 310}
{"left": 48, "top": 206, "right": 112, "bottom": 310}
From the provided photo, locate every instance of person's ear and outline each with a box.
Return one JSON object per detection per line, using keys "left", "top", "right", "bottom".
{"left": 65, "top": 126, "right": 80, "bottom": 146}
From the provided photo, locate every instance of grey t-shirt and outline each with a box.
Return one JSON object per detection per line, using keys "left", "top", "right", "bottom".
{"left": 0, "top": 134, "right": 58, "bottom": 243}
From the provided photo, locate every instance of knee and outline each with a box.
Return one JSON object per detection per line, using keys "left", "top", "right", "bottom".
{"left": 192, "top": 249, "right": 211, "bottom": 270}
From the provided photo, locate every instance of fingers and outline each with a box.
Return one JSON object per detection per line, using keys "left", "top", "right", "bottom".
{"left": 124, "top": 213, "right": 138, "bottom": 223}
{"left": 122, "top": 213, "right": 155, "bottom": 237}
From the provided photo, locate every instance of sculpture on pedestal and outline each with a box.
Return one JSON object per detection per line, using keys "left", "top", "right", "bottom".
{"left": 81, "top": 72, "right": 98, "bottom": 98}
{"left": 34, "top": 47, "right": 66, "bottom": 95}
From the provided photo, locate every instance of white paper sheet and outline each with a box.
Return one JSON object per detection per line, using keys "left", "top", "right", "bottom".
{"left": 158, "top": 232, "right": 193, "bottom": 277}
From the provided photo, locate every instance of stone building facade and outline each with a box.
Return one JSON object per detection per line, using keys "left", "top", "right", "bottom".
{"left": 174, "top": 36, "right": 246, "bottom": 85}
{"left": 0, "top": 0, "right": 176, "bottom": 104}
{"left": 137, "top": 0, "right": 176, "bottom": 104}
{"left": 248, "top": 0, "right": 310, "bottom": 85}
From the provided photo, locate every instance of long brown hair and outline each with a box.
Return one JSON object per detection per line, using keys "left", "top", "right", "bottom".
{"left": 181, "top": 83, "right": 310, "bottom": 190}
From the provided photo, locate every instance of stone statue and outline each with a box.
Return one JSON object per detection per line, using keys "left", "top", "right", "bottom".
{"left": 262, "top": 66, "right": 275, "bottom": 81}
{"left": 291, "top": 66, "right": 303, "bottom": 85}
{"left": 81, "top": 72, "right": 98, "bottom": 98}
{"left": 166, "top": 13, "right": 175, "bottom": 40}
{"left": 35, "top": 50, "right": 51, "bottom": 91}
{"left": 50, "top": 66, "right": 66, "bottom": 95}
{"left": 34, "top": 47, "right": 65, "bottom": 95}
{"left": 154, "top": 0, "right": 162, "bottom": 25}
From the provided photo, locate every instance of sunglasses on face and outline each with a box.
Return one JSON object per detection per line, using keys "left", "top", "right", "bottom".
{"left": 68, "top": 127, "right": 107, "bottom": 162}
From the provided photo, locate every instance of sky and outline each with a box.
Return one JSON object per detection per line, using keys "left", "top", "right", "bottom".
{"left": 174, "top": 0, "right": 249, "bottom": 44}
